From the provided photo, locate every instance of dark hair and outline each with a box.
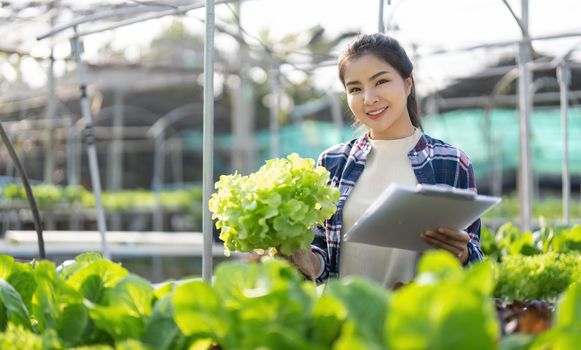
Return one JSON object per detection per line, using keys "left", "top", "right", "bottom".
{"left": 338, "top": 33, "right": 421, "bottom": 129}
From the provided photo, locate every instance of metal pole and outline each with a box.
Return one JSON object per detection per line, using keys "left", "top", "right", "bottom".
{"left": 238, "top": 0, "right": 257, "bottom": 172}
{"left": 38, "top": 0, "right": 232, "bottom": 41}
{"left": 493, "top": 136, "right": 504, "bottom": 197}
{"left": 37, "top": 3, "right": 185, "bottom": 40}
{"left": 557, "top": 62, "right": 571, "bottom": 225}
{"left": 231, "top": 0, "right": 253, "bottom": 175}
{"left": 66, "top": 115, "right": 80, "bottom": 187}
{"left": 202, "top": 0, "right": 215, "bottom": 282}
{"left": 517, "top": 0, "right": 532, "bottom": 231}
{"left": 44, "top": 49, "right": 56, "bottom": 184}
{"left": 70, "top": 29, "right": 110, "bottom": 259}
{"left": 171, "top": 139, "right": 183, "bottom": 184}
{"left": 378, "top": 0, "right": 385, "bottom": 33}
{"left": 109, "top": 91, "right": 124, "bottom": 230}
{"left": 483, "top": 108, "right": 494, "bottom": 192}
{"left": 269, "top": 62, "right": 280, "bottom": 159}
{"left": 110, "top": 91, "right": 124, "bottom": 192}
{"left": 328, "top": 92, "right": 344, "bottom": 143}
{"left": 66, "top": 116, "right": 81, "bottom": 230}
{"left": 153, "top": 128, "right": 165, "bottom": 232}
{"left": 416, "top": 31, "right": 581, "bottom": 57}
{"left": 44, "top": 1, "right": 59, "bottom": 184}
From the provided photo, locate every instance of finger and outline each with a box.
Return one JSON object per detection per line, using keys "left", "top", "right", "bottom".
{"left": 423, "top": 230, "right": 466, "bottom": 252}
{"left": 421, "top": 233, "right": 459, "bottom": 252}
{"left": 422, "top": 236, "right": 464, "bottom": 257}
{"left": 436, "top": 227, "right": 470, "bottom": 243}
{"left": 421, "top": 231, "right": 465, "bottom": 256}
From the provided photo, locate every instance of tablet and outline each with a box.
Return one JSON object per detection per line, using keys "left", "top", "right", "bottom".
{"left": 343, "top": 183, "right": 501, "bottom": 251}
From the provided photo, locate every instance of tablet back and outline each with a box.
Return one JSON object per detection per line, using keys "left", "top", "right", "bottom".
{"left": 343, "top": 184, "right": 500, "bottom": 251}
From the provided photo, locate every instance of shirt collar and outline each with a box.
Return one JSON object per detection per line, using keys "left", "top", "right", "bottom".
{"left": 355, "top": 130, "right": 429, "bottom": 161}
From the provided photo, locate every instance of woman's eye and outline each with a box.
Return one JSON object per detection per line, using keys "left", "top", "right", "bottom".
{"left": 377, "top": 79, "right": 389, "bottom": 85}
{"left": 348, "top": 87, "right": 361, "bottom": 93}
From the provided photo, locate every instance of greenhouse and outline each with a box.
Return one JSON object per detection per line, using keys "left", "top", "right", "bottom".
{"left": 0, "top": 0, "right": 580, "bottom": 349}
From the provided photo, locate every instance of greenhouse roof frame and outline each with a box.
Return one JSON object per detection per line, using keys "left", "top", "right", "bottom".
{"left": 2, "top": 0, "right": 581, "bottom": 280}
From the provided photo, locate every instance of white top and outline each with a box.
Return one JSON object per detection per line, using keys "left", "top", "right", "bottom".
{"left": 340, "top": 128, "right": 422, "bottom": 288}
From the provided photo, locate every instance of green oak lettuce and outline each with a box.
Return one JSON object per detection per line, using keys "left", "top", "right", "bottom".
{"left": 209, "top": 153, "right": 340, "bottom": 256}
{"left": 494, "top": 252, "right": 581, "bottom": 301}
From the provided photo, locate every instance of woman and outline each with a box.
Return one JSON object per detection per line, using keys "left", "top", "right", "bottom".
{"left": 293, "top": 33, "right": 483, "bottom": 288}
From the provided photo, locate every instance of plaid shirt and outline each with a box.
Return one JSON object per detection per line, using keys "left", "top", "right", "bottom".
{"left": 311, "top": 132, "right": 484, "bottom": 283}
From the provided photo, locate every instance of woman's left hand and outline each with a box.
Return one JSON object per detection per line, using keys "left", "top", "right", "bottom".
{"left": 420, "top": 227, "right": 469, "bottom": 264}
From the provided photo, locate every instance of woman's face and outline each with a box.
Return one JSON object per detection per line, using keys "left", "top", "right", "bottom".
{"left": 343, "top": 53, "right": 414, "bottom": 140}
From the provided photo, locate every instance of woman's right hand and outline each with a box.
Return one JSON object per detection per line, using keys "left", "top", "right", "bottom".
{"left": 286, "top": 249, "right": 321, "bottom": 281}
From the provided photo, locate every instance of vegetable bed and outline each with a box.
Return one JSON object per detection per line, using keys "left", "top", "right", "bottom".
{"left": 0, "top": 248, "right": 579, "bottom": 350}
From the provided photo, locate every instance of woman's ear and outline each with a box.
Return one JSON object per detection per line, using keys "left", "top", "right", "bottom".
{"left": 405, "top": 77, "right": 413, "bottom": 96}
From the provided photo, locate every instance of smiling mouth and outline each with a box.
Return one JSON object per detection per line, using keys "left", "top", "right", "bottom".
{"left": 366, "top": 107, "right": 388, "bottom": 119}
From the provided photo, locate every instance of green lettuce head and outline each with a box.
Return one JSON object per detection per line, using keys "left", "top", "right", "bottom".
{"left": 209, "top": 153, "right": 339, "bottom": 256}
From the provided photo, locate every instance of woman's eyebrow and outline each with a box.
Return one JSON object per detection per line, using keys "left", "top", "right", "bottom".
{"left": 345, "top": 70, "right": 391, "bottom": 86}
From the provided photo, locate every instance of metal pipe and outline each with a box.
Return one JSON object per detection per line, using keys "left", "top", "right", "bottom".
{"left": 202, "top": 0, "right": 215, "bottom": 283}
{"left": 66, "top": 116, "right": 81, "bottom": 230}
{"left": 557, "top": 63, "right": 571, "bottom": 225}
{"left": 378, "top": 0, "right": 385, "bottom": 33}
{"left": 44, "top": 49, "right": 56, "bottom": 184}
{"left": 171, "top": 139, "right": 184, "bottom": 184}
{"left": 328, "top": 92, "right": 344, "bottom": 143}
{"left": 50, "top": 0, "right": 232, "bottom": 40}
{"left": 501, "top": 0, "right": 528, "bottom": 36}
{"left": 110, "top": 91, "right": 124, "bottom": 193}
{"left": 153, "top": 128, "right": 165, "bottom": 232}
{"left": 517, "top": 0, "right": 532, "bottom": 231}
{"left": 231, "top": 0, "right": 253, "bottom": 175}
{"left": 108, "top": 91, "right": 124, "bottom": 230}
{"left": 70, "top": 29, "right": 110, "bottom": 259}
{"left": 269, "top": 62, "right": 280, "bottom": 158}
{"left": 37, "top": 4, "right": 179, "bottom": 40}
{"left": 422, "top": 30, "right": 581, "bottom": 56}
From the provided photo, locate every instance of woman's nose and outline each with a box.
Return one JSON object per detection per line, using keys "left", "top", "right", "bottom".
{"left": 364, "top": 88, "right": 379, "bottom": 105}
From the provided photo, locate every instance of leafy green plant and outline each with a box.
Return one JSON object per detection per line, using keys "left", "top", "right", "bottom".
{"left": 1, "top": 183, "right": 26, "bottom": 201}
{"left": 64, "top": 185, "right": 90, "bottom": 204}
{"left": 173, "top": 257, "right": 322, "bottom": 349}
{"left": 1, "top": 183, "right": 204, "bottom": 219}
{"left": 32, "top": 185, "right": 63, "bottom": 208}
{"left": 386, "top": 251, "right": 500, "bottom": 350}
{"left": 481, "top": 223, "right": 581, "bottom": 259}
{"left": 0, "top": 253, "right": 178, "bottom": 349}
{"left": 0, "top": 324, "right": 61, "bottom": 349}
{"left": 209, "top": 153, "right": 340, "bottom": 255}
{"left": 1, "top": 183, "right": 62, "bottom": 208}
{"left": 0, "top": 247, "right": 579, "bottom": 349}
{"left": 322, "top": 278, "right": 390, "bottom": 349}
{"left": 494, "top": 253, "right": 581, "bottom": 301}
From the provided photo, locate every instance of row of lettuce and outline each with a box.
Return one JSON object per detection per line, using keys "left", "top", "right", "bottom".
{"left": 481, "top": 223, "right": 581, "bottom": 302}
{"left": 0, "top": 226, "right": 578, "bottom": 349}
{"left": 2, "top": 183, "right": 581, "bottom": 222}
{"left": 0, "top": 184, "right": 202, "bottom": 213}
